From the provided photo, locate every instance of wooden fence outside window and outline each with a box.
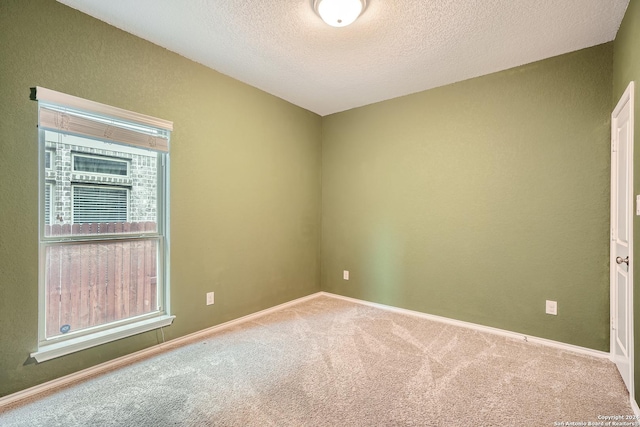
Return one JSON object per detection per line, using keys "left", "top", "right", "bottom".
{"left": 44, "top": 222, "right": 158, "bottom": 338}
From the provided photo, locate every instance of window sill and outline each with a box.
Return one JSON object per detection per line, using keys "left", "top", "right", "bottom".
{"left": 31, "top": 315, "right": 176, "bottom": 363}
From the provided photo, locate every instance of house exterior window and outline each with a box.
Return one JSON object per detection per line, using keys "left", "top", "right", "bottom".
{"left": 72, "top": 153, "right": 129, "bottom": 176}
{"left": 72, "top": 185, "right": 129, "bottom": 223}
{"left": 69, "top": 154, "right": 131, "bottom": 223}
{"left": 32, "top": 87, "right": 174, "bottom": 362}
{"left": 44, "top": 183, "right": 53, "bottom": 225}
{"left": 44, "top": 150, "right": 53, "bottom": 169}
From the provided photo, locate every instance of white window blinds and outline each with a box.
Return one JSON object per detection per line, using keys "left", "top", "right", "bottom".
{"left": 44, "top": 184, "right": 52, "bottom": 225}
{"left": 72, "top": 185, "right": 129, "bottom": 224}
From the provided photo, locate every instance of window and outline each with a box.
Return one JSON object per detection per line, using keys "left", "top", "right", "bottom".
{"left": 72, "top": 185, "right": 129, "bottom": 223}
{"left": 44, "top": 183, "right": 53, "bottom": 225}
{"left": 44, "top": 150, "right": 53, "bottom": 169}
{"left": 44, "top": 150, "right": 55, "bottom": 224}
{"left": 32, "top": 87, "right": 174, "bottom": 362}
{"left": 73, "top": 153, "right": 129, "bottom": 176}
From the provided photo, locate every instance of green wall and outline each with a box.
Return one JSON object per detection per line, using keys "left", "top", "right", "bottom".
{"left": 0, "top": 0, "right": 321, "bottom": 397}
{"left": 321, "top": 44, "right": 613, "bottom": 351}
{"left": 0, "top": 0, "right": 631, "bottom": 401}
{"left": 613, "top": 0, "right": 640, "bottom": 406}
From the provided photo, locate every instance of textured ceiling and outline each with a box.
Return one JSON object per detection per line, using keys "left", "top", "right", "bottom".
{"left": 57, "top": 0, "right": 629, "bottom": 116}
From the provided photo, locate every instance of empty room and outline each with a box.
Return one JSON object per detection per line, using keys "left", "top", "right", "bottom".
{"left": 1, "top": 0, "right": 640, "bottom": 425}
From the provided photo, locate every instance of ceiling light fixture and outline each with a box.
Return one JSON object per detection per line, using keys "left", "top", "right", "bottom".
{"left": 314, "top": 0, "right": 366, "bottom": 28}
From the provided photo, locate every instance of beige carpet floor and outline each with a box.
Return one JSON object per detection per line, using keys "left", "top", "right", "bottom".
{"left": 0, "top": 295, "right": 634, "bottom": 426}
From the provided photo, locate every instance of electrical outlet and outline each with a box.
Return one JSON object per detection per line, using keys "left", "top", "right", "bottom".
{"left": 206, "top": 292, "right": 215, "bottom": 305}
{"left": 343, "top": 270, "right": 349, "bottom": 280}
{"left": 545, "top": 300, "right": 557, "bottom": 315}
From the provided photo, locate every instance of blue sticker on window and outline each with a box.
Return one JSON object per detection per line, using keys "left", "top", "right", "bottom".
{"left": 60, "top": 324, "right": 71, "bottom": 334}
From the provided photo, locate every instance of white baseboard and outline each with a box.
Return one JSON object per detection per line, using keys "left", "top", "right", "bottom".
{"left": 319, "top": 292, "right": 610, "bottom": 359}
{"left": 632, "top": 396, "right": 640, "bottom": 417}
{"left": 0, "top": 290, "right": 613, "bottom": 409}
{"left": 0, "top": 292, "right": 323, "bottom": 409}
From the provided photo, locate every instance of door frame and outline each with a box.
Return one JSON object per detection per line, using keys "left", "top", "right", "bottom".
{"left": 611, "top": 80, "right": 635, "bottom": 399}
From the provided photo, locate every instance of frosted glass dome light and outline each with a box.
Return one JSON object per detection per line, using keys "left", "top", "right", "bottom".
{"left": 314, "top": 0, "right": 366, "bottom": 28}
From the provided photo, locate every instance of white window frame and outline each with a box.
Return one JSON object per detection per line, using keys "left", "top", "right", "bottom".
{"left": 72, "top": 152, "right": 130, "bottom": 177}
{"left": 71, "top": 184, "right": 130, "bottom": 224}
{"left": 33, "top": 87, "right": 174, "bottom": 363}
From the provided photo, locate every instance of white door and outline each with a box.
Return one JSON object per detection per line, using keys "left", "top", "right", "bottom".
{"left": 611, "top": 81, "right": 635, "bottom": 397}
